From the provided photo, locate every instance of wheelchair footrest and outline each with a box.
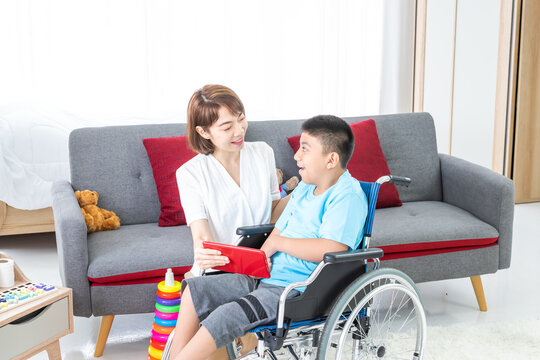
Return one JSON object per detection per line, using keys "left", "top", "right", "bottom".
{"left": 249, "top": 316, "right": 328, "bottom": 334}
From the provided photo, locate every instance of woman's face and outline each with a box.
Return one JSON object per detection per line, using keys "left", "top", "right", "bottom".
{"left": 198, "top": 107, "right": 248, "bottom": 154}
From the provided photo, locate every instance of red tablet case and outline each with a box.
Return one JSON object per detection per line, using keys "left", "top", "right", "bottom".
{"left": 202, "top": 241, "right": 271, "bottom": 279}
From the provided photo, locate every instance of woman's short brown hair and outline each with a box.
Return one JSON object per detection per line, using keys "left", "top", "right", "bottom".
{"left": 186, "top": 84, "right": 245, "bottom": 154}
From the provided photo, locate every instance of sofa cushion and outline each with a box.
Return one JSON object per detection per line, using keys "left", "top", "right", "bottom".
{"left": 356, "top": 113, "right": 442, "bottom": 203}
{"left": 87, "top": 223, "right": 193, "bottom": 284}
{"left": 287, "top": 119, "right": 402, "bottom": 208}
{"left": 371, "top": 201, "right": 499, "bottom": 260}
{"left": 69, "top": 114, "right": 440, "bottom": 225}
{"left": 70, "top": 123, "right": 187, "bottom": 226}
{"left": 143, "top": 136, "right": 197, "bottom": 226}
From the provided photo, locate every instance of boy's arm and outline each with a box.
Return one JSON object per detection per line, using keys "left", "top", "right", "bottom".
{"left": 263, "top": 190, "right": 367, "bottom": 263}
{"left": 270, "top": 194, "right": 291, "bottom": 223}
{"left": 261, "top": 228, "right": 348, "bottom": 263}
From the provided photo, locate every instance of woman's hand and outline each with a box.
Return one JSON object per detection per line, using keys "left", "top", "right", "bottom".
{"left": 194, "top": 247, "right": 229, "bottom": 270}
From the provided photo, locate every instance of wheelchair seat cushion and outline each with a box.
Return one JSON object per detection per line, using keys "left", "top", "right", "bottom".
{"left": 87, "top": 223, "right": 193, "bottom": 284}
{"left": 371, "top": 201, "right": 499, "bottom": 260}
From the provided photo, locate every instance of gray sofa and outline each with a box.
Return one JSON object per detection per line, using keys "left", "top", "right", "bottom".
{"left": 51, "top": 112, "right": 514, "bottom": 355}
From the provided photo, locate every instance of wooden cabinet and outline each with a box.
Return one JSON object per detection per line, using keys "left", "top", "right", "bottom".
{"left": 494, "top": 0, "right": 540, "bottom": 203}
{"left": 512, "top": 0, "right": 540, "bottom": 203}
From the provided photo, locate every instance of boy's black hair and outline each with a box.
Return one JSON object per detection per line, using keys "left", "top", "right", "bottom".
{"left": 301, "top": 115, "right": 355, "bottom": 169}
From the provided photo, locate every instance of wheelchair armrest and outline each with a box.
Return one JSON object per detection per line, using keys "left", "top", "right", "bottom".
{"left": 324, "top": 248, "right": 384, "bottom": 264}
{"left": 236, "top": 223, "right": 275, "bottom": 236}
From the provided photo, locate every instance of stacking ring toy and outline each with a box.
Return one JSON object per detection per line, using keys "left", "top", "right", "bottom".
{"left": 155, "top": 303, "right": 180, "bottom": 313}
{"left": 150, "top": 338, "right": 166, "bottom": 351}
{"left": 155, "top": 309, "right": 179, "bottom": 320}
{"left": 151, "top": 330, "right": 169, "bottom": 343}
{"left": 154, "top": 316, "right": 177, "bottom": 327}
{"left": 148, "top": 345, "right": 163, "bottom": 359}
{"left": 157, "top": 289, "right": 180, "bottom": 299}
{"left": 153, "top": 323, "right": 174, "bottom": 335}
{"left": 158, "top": 281, "right": 181, "bottom": 293}
{"left": 156, "top": 296, "right": 181, "bottom": 306}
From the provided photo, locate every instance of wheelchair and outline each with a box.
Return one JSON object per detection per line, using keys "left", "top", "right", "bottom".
{"left": 163, "top": 175, "right": 426, "bottom": 360}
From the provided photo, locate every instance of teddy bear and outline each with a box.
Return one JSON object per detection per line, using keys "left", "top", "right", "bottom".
{"left": 276, "top": 169, "right": 299, "bottom": 198}
{"left": 75, "top": 190, "right": 120, "bottom": 233}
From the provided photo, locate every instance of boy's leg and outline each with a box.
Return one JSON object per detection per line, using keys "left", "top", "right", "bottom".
{"left": 192, "top": 282, "right": 301, "bottom": 355}
{"left": 169, "top": 273, "right": 258, "bottom": 357}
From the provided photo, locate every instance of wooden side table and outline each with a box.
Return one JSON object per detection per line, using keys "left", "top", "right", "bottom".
{"left": 0, "top": 253, "right": 74, "bottom": 360}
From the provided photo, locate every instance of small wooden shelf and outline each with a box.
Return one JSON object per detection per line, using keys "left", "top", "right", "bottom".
{"left": 0, "top": 252, "right": 73, "bottom": 360}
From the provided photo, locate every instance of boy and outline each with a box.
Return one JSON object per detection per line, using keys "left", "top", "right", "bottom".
{"left": 169, "top": 115, "right": 368, "bottom": 360}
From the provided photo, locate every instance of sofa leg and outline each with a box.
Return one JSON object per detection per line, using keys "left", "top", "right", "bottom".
{"left": 470, "top": 276, "right": 487, "bottom": 311}
{"left": 94, "top": 315, "right": 115, "bottom": 357}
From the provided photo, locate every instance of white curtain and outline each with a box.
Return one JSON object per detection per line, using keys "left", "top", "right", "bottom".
{"left": 0, "top": 0, "right": 413, "bottom": 209}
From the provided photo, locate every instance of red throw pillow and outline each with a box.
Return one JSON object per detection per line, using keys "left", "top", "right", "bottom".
{"left": 287, "top": 119, "right": 402, "bottom": 208}
{"left": 143, "top": 136, "right": 197, "bottom": 226}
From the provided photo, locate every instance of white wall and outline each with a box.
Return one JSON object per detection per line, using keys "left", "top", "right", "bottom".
{"left": 379, "top": 0, "right": 415, "bottom": 115}
{"left": 451, "top": 0, "right": 500, "bottom": 169}
{"left": 424, "top": 0, "right": 456, "bottom": 154}
{"left": 423, "top": 0, "right": 501, "bottom": 169}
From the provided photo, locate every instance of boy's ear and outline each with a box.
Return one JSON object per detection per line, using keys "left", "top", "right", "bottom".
{"left": 326, "top": 152, "right": 340, "bottom": 169}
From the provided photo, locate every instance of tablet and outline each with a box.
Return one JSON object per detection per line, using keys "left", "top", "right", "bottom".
{"left": 202, "top": 241, "right": 271, "bottom": 279}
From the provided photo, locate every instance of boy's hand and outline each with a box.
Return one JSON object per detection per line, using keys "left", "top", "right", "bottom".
{"left": 248, "top": 257, "right": 272, "bottom": 280}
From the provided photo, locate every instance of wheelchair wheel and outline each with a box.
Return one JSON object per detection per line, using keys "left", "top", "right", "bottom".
{"left": 317, "top": 268, "right": 426, "bottom": 360}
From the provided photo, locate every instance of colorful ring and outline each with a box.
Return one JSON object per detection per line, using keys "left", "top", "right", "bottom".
{"left": 157, "top": 280, "right": 181, "bottom": 293}
{"left": 156, "top": 296, "right": 181, "bottom": 306}
{"left": 150, "top": 338, "right": 166, "bottom": 351}
{"left": 151, "top": 330, "right": 169, "bottom": 343}
{"left": 154, "top": 316, "right": 177, "bottom": 327}
{"left": 155, "top": 303, "right": 180, "bottom": 313}
{"left": 147, "top": 355, "right": 159, "bottom": 360}
{"left": 155, "top": 309, "right": 179, "bottom": 320}
{"left": 157, "top": 289, "right": 180, "bottom": 300}
{"left": 153, "top": 323, "right": 174, "bottom": 335}
{"left": 148, "top": 344, "right": 163, "bottom": 359}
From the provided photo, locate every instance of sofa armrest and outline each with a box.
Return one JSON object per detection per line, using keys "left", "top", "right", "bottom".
{"left": 439, "top": 154, "right": 515, "bottom": 269}
{"left": 51, "top": 180, "right": 92, "bottom": 317}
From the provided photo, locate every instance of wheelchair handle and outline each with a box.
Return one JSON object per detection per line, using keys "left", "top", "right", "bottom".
{"left": 376, "top": 175, "right": 411, "bottom": 187}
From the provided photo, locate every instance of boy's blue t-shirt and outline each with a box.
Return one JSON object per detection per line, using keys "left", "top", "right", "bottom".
{"left": 261, "top": 170, "right": 368, "bottom": 290}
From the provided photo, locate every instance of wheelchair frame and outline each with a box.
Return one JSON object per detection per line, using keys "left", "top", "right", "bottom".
{"left": 163, "top": 175, "right": 427, "bottom": 360}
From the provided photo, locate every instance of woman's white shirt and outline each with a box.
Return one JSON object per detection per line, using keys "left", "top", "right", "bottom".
{"left": 176, "top": 141, "right": 280, "bottom": 272}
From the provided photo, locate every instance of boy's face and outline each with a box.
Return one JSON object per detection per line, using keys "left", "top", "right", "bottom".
{"left": 294, "top": 132, "right": 329, "bottom": 184}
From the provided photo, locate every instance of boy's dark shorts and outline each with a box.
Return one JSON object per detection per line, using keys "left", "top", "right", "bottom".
{"left": 182, "top": 273, "right": 300, "bottom": 349}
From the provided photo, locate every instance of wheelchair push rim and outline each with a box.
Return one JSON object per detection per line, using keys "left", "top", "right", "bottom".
{"left": 318, "top": 269, "right": 427, "bottom": 360}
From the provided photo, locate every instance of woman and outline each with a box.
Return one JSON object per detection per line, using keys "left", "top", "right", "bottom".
{"left": 176, "top": 84, "right": 289, "bottom": 277}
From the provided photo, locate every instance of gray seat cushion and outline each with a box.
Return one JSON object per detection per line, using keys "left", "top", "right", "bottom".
{"left": 371, "top": 201, "right": 499, "bottom": 255}
{"left": 87, "top": 223, "right": 193, "bottom": 282}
